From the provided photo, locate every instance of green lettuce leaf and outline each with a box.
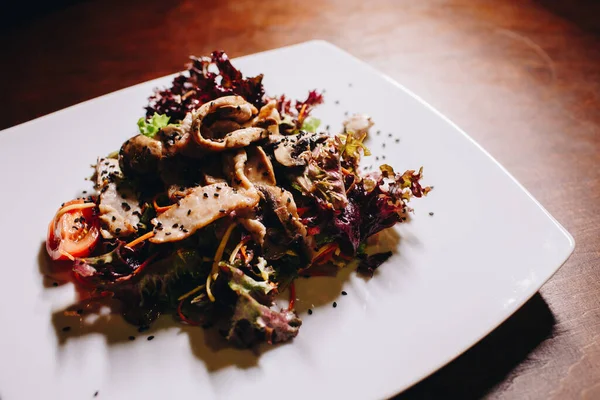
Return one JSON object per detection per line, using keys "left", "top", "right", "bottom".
{"left": 137, "top": 113, "right": 172, "bottom": 138}
{"left": 301, "top": 117, "right": 321, "bottom": 133}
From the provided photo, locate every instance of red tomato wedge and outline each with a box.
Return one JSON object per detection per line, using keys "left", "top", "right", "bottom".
{"left": 46, "top": 199, "right": 100, "bottom": 261}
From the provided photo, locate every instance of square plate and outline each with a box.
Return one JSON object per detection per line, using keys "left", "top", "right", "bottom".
{"left": 0, "top": 41, "right": 574, "bottom": 400}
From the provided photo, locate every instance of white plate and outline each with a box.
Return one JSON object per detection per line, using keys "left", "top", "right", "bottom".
{"left": 0, "top": 41, "right": 574, "bottom": 400}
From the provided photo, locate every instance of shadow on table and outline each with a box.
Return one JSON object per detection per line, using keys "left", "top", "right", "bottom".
{"left": 395, "top": 292, "right": 555, "bottom": 400}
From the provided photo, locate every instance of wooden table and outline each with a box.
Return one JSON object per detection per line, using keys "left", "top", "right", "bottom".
{"left": 2, "top": 0, "right": 599, "bottom": 398}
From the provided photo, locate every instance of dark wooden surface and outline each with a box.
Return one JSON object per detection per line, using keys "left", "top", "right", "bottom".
{"left": 2, "top": 0, "right": 600, "bottom": 398}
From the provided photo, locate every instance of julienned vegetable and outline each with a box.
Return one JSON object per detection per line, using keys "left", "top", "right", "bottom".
{"left": 45, "top": 51, "right": 430, "bottom": 347}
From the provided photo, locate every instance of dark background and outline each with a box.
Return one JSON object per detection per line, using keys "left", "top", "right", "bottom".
{"left": 2, "top": 1, "right": 600, "bottom": 398}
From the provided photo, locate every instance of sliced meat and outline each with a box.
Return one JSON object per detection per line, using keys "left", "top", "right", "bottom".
{"left": 203, "top": 120, "right": 243, "bottom": 138}
{"left": 196, "top": 127, "right": 267, "bottom": 152}
{"left": 118, "top": 134, "right": 163, "bottom": 176}
{"left": 238, "top": 217, "right": 267, "bottom": 246}
{"left": 94, "top": 158, "right": 142, "bottom": 239}
{"left": 191, "top": 96, "right": 268, "bottom": 152}
{"left": 150, "top": 183, "right": 260, "bottom": 243}
{"left": 223, "top": 150, "right": 253, "bottom": 190}
{"left": 251, "top": 100, "right": 281, "bottom": 135}
{"left": 244, "top": 146, "right": 276, "bottom": 186}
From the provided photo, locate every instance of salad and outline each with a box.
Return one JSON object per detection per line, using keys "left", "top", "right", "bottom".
{"left": 45, "top": 51, "right": 430, "bottom": 347}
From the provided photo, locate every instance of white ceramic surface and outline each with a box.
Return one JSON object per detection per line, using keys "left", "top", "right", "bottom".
{"left": 0, "top": 41, "right": 574, "bottom": 400}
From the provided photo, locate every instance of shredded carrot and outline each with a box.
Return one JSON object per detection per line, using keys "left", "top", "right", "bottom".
{"left": 58, "top": 249, "right": 75, "bottom": 261}
{"left": 177, "top": 284, "right": 205, "bottom": 302}
{"left": 288, "top": 281, "right": 296, "bottom": 311}
{"left": 206, "top": 274, "right": 215, "bottom": 302}
{"left": 312, "top": 243, "right": 338, "bottom": 265}
{"left": 55, "top": 202, "right": 96, "bottom": 221}
{"left": 153, "top": 196, "right": 173, "bottom": 213}
{"left": 229, "top": 237, "right": 249, "bottom": 264}
{"left": 345, "top": 176, "right": 357, "bottom": 194}
{"left": 341, "top": 167, "right": 353, "bottom": 175}
{"left": 240, "top": 245, "right": 248, "bottom": 262}
{"left": 125, "top": 231, "right": 155, "bottom": 248}
{"left": 206, "top": 221, "right": 237, "bottom": 302}
{"left": 297, "top": 103, "right": 308, "bottom": 123}
{"left": 177, "top": 299, "right": 199, "bottom": 326}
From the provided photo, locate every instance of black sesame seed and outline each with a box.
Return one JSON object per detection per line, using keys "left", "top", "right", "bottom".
{"left": 214, "top": 193, "right": 219, "bottom": 198}
{"left": 115, "top": 228, "right": 121, "bottom": 234}
{"left": 216, "top": 186, "right": 221, "bottom": 191}
{"left": 121, "top": 204, "right": 131, "bottom": 213}
{"left": 83, "top": 191, "right": 87, "bottom": 194}
{"left": 62, "top": 326, "right": 71, "bottom": 332}
{"left": 375, "top": 156, "right": 379, "bottom": 161}
{"left": 287, "top": 198, "right": 291, "bottom": 204}
{"left": 94, "top": 391, "right": 99, "bottom": 397}
{"left": 182, "top": 229, "right": 189, "bottom": 233}
{"left": 326, "top": 125, "right": 330, "bottom": 130}
{"left": 308, "top": 309, "right": 313, "bottom": 315}
{"left": 376, "top": 130, "right": 381, "bottom": 135}
{"left": 333, "top": 302, "right": 337, "bottom": 308}
{"left": 52, "top": 282, "right": 58, "bottom": 287}
{"left": 395, "top": 138, "right": 400, "bottom": 143}
{"left": 382, "top": 143, "right": 386, "bottom": 148}
{"left": 203, "top": 193, "right": 209, "bottom": 198}
{"left": 147, "top": 335, "right": 155, "bottom": 341}
{"left": 165, "top": 232, "right": 171, "bottom": 236}
{"left": 219, "top": 209, "right": 226, "bottom": 213}
{"left": 187, "top": 210, "right": 191, "bottom": 215}
{"left": 344, "top": 111, "right": 349, "bottom": 116}
{"left": 388, "top": 133, "right": 392, "bottom": 137}
{"left": 429, "top": 212, "right": 434, "bottom": 216}
{"left": 382, "top": 155, "right": 386, "bottom": 160}
{"left": 341, "top": 291, "right": 347, "bottom": 295}
{"left": 172, "top": 223, "right": 178, "bottom": 228}
{"left": 334, "top": 100, "right": 340, "bottom": 105}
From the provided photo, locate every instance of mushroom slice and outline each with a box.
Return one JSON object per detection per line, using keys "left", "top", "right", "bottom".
{"left": 257, "top": 185, "right": 307, "bottom": 241}
{"left": 343, "top": 113, "right": 373, "bottom": 137}
{"left": 118, "top": 134, "right": 163, "bottom": 176}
